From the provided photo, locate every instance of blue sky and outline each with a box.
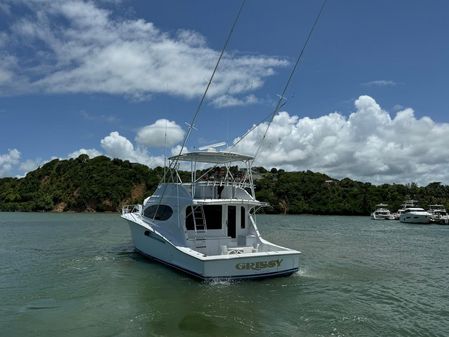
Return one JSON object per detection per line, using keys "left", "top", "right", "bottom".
{"left": 1, "top": 0, "right": 449, "bottom": 185}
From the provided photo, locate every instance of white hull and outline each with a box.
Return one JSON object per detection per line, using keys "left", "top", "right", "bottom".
{"left": 429, "top": 215, "right": 449, "bottom": 224}
{"left": 428, "top": 206, "right": 449, "bottom": 224}
{"left": 125, "top": 217, "right": 300, "bottom": 280}
{"left": 371, "top": 213, "right": 395, "bottom": 220}
{"left": 399, "top": 214, "right": 431, "bottom": 224}
{"left": 371, "top": 205, "right": 394, "bottom": 220}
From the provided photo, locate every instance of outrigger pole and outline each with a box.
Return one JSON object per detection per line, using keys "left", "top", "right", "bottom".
{"left": 231, "top": 0, "right": 329, "bottom": 162}
{"left": 153, "top": 0, "right": 247, "bottom": 220}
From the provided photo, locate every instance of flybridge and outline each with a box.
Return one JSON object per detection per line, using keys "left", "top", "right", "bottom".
{"left": 166, "top": 150, "right": 257, "bottom": 200}
{"left": 168, "top": 151, "right": 254, "bottom": 164}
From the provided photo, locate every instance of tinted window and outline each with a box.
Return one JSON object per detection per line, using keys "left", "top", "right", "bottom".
{"left": 144, "top": 205, "right": 173, "bottom": 221}
{"left": 204, "top": 205, "right": 222, "bottom": 229}
{"left": 185, "top": 205, "right": 222, "bottom": 230}
{"left": 241, "top": 206, "right": 246, "bottom": 228}
{"left": 186, "top": 206, "right": 194, "bottom": 230}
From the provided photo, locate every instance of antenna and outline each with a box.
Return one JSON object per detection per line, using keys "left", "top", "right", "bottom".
{"left": 163, "top": 120, "right": 167, "bottom": 182}
{"left": 252, "top": 0, "right": 328, "bottom": 163}
{"left": 184, "top": 122, "right": 198, "bottom": 131}
{"left": 276, "top": 94, "right": 288, "bottom": 108}
{"left": 198, "top": 141, "right": 227, "bottom": 151}
{"left": 229, "top": 0, "right": 328, "bottom": 158}
{"left": 151, "top": 0, "right": 247, "bottom": 221}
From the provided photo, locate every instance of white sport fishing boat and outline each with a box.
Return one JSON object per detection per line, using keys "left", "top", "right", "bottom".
{"left": 122, "top": 151, "right": 300, "bottom": 280}
{"left": 371, "top": 203, "right": 395, "bottom": 220}
{"left": 120, "top": 0, "right": 330, "bottom": 279}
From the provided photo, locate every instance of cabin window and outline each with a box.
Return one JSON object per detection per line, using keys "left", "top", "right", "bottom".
{"left": 143, "top": 205, "right": 173, "bottom": 221}
{"left": 186, "top": 206, "right": 194, "bottom": 230}
{"left": 204, "top": 205, "right": 222, "bottom": 229}
{"left": 185, "top": 205, "right": 222, "bottom": 230}
{"left": 241, "top": 206, "right": 246, "bottom": 228}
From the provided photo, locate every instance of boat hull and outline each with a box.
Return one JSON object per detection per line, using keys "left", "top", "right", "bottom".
{"left": 126, "top": 219, "right": 300, "bottom": 280}
{"left": 399, "top": 214, "right": 431, "bottom": 224}
{"left": 371, "top": 214, "right": 394, "bottom": 220}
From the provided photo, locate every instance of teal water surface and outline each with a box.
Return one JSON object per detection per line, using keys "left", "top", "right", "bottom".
{"left": 1, "top": 213, "right": 448, "bottom": 337}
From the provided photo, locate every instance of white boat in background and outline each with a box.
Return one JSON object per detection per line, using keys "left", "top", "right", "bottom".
{"left": 399, "top": 200, "right": 432, "bottom": 224}
{"left": 122, "top": 151, "right": 300, "bottom": 280}
{"left": 428, "top": 204, "right": 449, "bottom": 224}
{"left": 394, "top": 200, "right": 417, "bottom": 220}
{"left": 371, "top": 204, "right": 395, "bottom": 220}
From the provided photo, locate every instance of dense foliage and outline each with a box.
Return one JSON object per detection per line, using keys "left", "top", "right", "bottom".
{"left": 255, "top": 168, "right": 449, "bottom": 215}
{"left": 0, "top": 155, "right": 161, "bottom": 212}
{"left": 1, "top": 155, "right": 449, "bottom": 214}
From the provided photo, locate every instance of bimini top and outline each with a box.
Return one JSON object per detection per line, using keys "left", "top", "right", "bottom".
{"left": 169, "top": 151, "right": 254, "bottom": 164}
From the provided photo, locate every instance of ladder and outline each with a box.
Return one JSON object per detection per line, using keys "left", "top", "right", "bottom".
{"left": 192, "top": 206, "right": 207, "bottom": 252}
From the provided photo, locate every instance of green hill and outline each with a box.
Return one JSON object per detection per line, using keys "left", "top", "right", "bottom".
{"left": 255, "top": 168, "right": 449, "bottom": 215}
{"left": 0, "top": 154, "right": 161, "bottom": 212}
{"left": 1, "top": 154, "right": 449, "bottom": 214}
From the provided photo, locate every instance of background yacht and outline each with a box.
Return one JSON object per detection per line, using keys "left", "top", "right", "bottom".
{"left": 371, "top": 204, "right": 395, "bottom": 220}
{"left": 428, "top": 204, "right": 449, "bottom": 224}
{"left": 399, "top": 201, "right": 432, "bottom": 224}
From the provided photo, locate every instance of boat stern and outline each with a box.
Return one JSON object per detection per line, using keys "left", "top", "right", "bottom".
{"left": 201, "top": 251, "right": 300, "bottom": 280}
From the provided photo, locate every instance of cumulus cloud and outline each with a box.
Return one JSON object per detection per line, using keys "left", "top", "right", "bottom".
{"left": 19, "top": 159, "right": 41, "bottom": 173}
{"left": 68, "top": 148, "right": 102, "bottom": 159}
{"left": 212, "top": 94, "right": 259, "bottom": 108}
{"left": 135, "top": 119, "right": 185, "bottom": 147}
{"left": 2, "top": 126, "right": 182, "bottom": 177}
{"left": 6, "top": 93, "right": 449, "bottom": 185}
{"left": 100, "top": 131, "right": 164, "bottom": 167}
{"left": 0, "top": 149, "right": 46, "bottom": 177}
{"left": 0, "top": 55, "right": 18, "bottom": 85}
{"left": 0, "top": 149, "right": 21, "bottom": 177}
{"left": 0, "top": 0, "right": 287, "bottom": 106}
{"left": 231, "top": 95, "right": 449, "bottom": 185}
{"left": 68, "top": 120, "right": 186, "bottom": 168}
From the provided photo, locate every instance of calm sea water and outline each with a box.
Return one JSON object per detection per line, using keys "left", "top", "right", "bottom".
{"left": 1, "top": 213, "right": 449, "bottom": 337}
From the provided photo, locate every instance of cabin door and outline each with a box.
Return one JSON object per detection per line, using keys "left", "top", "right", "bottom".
{"left": 227, "top": 206, "right": 236, "bottom": 238}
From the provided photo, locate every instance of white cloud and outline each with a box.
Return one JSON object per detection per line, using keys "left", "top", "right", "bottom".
{"left": 0, "top": 55, "right": 17, "bottom": 85}
{"left": 81, "top": 111, "right": 118, "bottom": 123}
{"left": 19, "top": 159, "right": 41, "bottom": 173}
{"left": 170, "top": 145, "right": 189, "bottom": 157}
{"left": 100, "top": 131, "right": 164, "bottom": 167}
{"left": 212, "top": 94, "right": 259, "bottom": 108}
{"left": 68, "top": 148, "right": 102, "bottom": 159}
{"left": 231, "top": 95, "right": 449, "bottom": 185}
{"left": 1, "top": 0, "right": 288, "bottom": 106}
{"left": 362, "top": 80, "right": 397, "bottom": 87}
{"left": 0, "top": 3, "right": 11, "bottom": 15}
{"left": 135, "top": 119, "right": 185, "bottom": 148}
{"left": 393, "top": 104, "right": 404, "bottom": 111}
{"left": 0, "top": 149, "right": 21, "bottom": 177}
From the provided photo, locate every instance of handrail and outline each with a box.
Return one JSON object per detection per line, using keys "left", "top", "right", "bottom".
{"left": 182, "top": 180, "right": 253, "bottom": 189}
{"left": 122, "top": 204, "right": 142, "bottom": 215}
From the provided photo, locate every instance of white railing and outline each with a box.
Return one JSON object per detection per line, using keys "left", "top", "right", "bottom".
{"left": 121, "top": 204, "right": 142, "bottom": 215}
{"left": 184, "top": 180, "right": 253, "bottom": 189}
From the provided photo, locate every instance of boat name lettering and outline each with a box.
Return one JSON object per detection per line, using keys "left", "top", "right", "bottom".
{"left": 235, "top": 259, "right": 283, "bottom": 270}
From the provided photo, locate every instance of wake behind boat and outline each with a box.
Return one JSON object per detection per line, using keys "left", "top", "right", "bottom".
{"left": 122, "top": 151, "right": 300, "bottom": 280}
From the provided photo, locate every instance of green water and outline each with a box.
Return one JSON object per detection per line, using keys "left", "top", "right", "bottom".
{"left": 1, "top": 213, "right": 448, "bottom": 337}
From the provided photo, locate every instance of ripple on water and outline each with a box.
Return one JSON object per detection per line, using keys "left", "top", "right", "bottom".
{"left": 2, "top": 213, "right": 449, "bottom": 337}
{"left": 20, "top": 298, "right": 60, "bottom": 312}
